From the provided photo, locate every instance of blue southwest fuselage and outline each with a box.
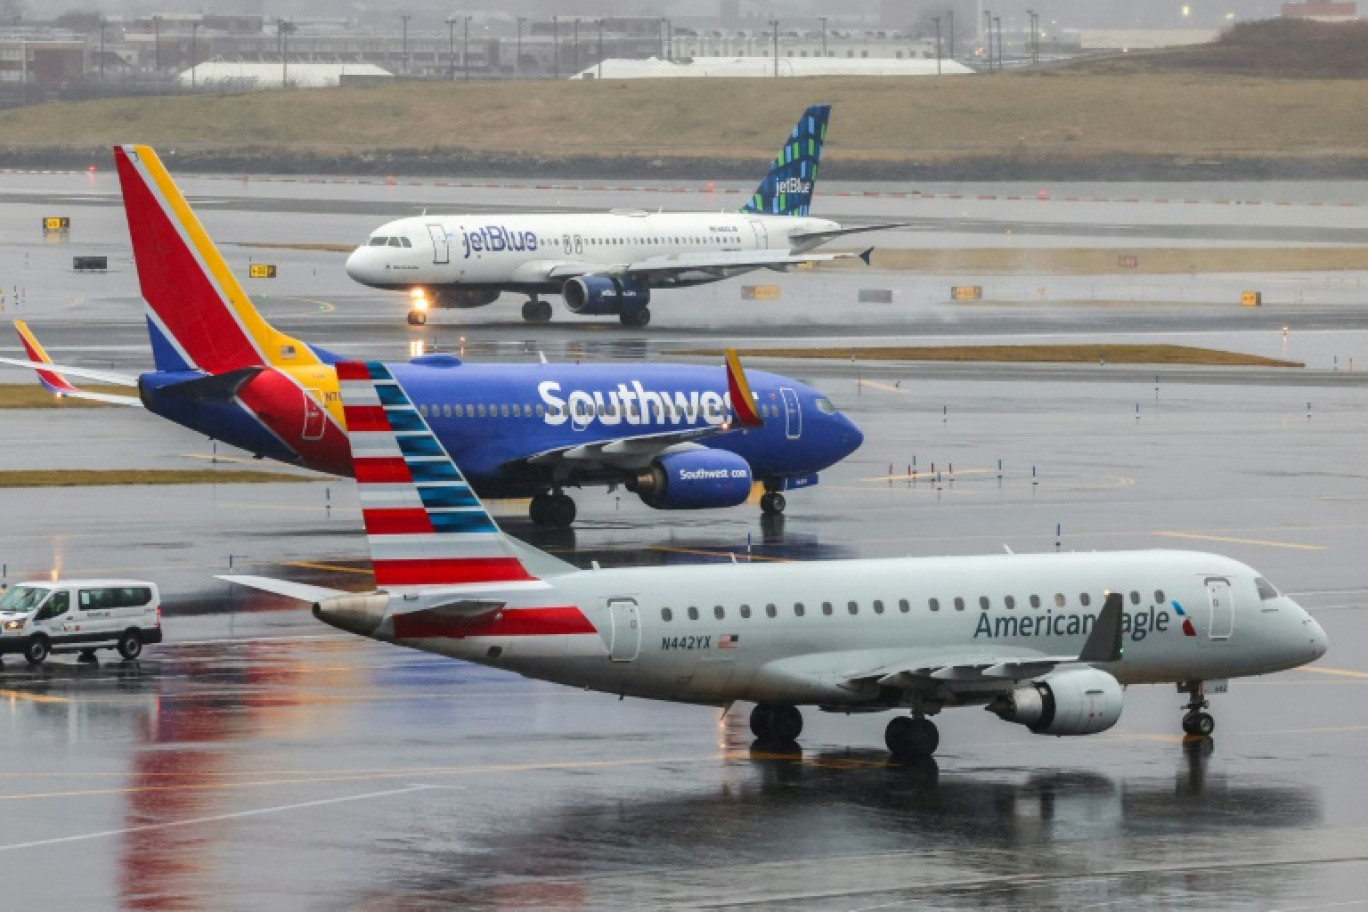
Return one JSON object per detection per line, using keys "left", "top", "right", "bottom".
{"left": 137, "top": 356, "right": 863, "bottom": 499}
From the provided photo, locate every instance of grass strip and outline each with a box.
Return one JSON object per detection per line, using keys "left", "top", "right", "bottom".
{"left": 0, "top": 469, "right": 320, "bottom": 488}
{"left": 825, "top": 247, "right": 1368, "bottom": 276}
{"left": 678, "top": 344, "right": 1301, "bottom": 367}
{"left": 0, "top": 386, "right": 134, "bottom": 409}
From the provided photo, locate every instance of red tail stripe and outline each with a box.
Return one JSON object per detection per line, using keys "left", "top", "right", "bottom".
{"left": 342, "top": 405, "right": 392, "bottom": 432}
{"left": 361, "top": 508, "right": 433, "bottom": 536}
{"left": 335, "top": 362, "right": 371, "bottom": 381}
{"left": 354, "top": 457, "right": 413, "bottom": 484}
{"left": 392, "top": 606, "right": 595, "bottom": 639}
{"left": 373, "top": 558, "right": 536, "bottom": 587}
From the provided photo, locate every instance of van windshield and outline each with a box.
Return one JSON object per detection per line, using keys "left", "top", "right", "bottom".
{"left": 0, "top": 586, "right": 50, "bottom": 614}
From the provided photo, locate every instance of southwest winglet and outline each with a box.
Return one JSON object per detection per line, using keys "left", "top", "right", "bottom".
{"left": 15, "top": 320, "right": 78, "bottom": 396}
{"left": 724, "top": 348, "right": 763, "bottom": 429}
{"left": 858, "top": 247, "right": 874, "bottom": 266}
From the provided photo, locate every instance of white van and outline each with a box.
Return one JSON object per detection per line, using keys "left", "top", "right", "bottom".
{"left": 0, "top": 579, "right": 163, "bottom": 665}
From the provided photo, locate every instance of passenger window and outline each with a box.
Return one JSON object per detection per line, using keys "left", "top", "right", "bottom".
{"left": 873, "top": 600, "right": 884, "bottom": 615}
{"left": 687, "top": 606, "right": 699, "bottom": 621}
{"left": 714, "top": 605, "right": 725, "bottom": 619}
{"left": 821, "top": 602, "right": 833, "bottom": 616}
{"left": 1129, "top": 591, "right": 1141, "bottom": 605}
{"left": 444, "top": 404, "right": 453, "bottom": 418}
{"left": 954, "top": 597, "right": 965, "bottom": 611}
{"left": 847, "top": 601, "right": 858, "bottom": 615}
{"left": 661, "top": 608, "right": 673, "bottom": 622}
{"left": 1004, "top": 595, "right": 1015, "bottom": 609}
{"left": 1054, "top": 593, "right": 1066, "bottom": 608}
{"left": 979, "top": 596, "right": 990, "bottom": 611}
{"left": 500, "top": 404, "right": 510, "bottom": 418}
{"left": 1156, "top": 589, "right": 1168, "bottom": 603}
{"left": 536, "top": 405, "right": 545, "bottom": 417}
{"left": 419, "top": 404, "right": 429, "bottom": 417}
{"left": 1030, "top": 594, "right": 1041, "bottom": 608}
{"left": 740, "top": 604, "right": 752, "bottom": 619}
{"left": 928, "top": 598, "right": 940, "bottom": 612}
{"left": 765, "top": 603, "right": 777, "bottom": 618}
{"left": 478, "top": 404, "right": 487, "bottom": 417}
{"left": 794, "top": 602, "right": 805, "bottom": 617}
{"left": 899, "top": 599, "right": 910, "bottom": 613}
{"left": 1079, "top": 593, "right": 1091, "bottom": 607}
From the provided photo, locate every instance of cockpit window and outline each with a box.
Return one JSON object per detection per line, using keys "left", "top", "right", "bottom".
{"left": 815, "top": 398, "right": 838, "bottom": 415}
{"left": 388, "top": 237, "right": 405, "bottom": 248}
{"left": 368, "top": 236, "right": 390, "bottom": 246}
{"left": 402, "top": 237, "right": 412, "bottom": 247}
{"left": 1254, "top": 577, "right": 1279, "bottom": 600}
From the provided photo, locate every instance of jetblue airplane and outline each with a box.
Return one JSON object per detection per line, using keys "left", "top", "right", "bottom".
{"left": 345, "top": 104, "right": 898, "bottom": 326}
{"left": 225, "top": 361, "right": 1328, "bottom": 756}
{"left": 0, "top": 145, "right": 862, "bottom": 527}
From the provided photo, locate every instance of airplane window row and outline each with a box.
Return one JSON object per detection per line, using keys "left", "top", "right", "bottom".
{"left": 417, "top": 400, "right": 785, "bottom": 422}
{"left": 367, "top": 236, "right": 413, "bottom": 248}
{"left": 580, "top": 236, "right": 730, "bottom": 247}
{"left": 658, "top": 590, "right": 1166, "bottom": 623}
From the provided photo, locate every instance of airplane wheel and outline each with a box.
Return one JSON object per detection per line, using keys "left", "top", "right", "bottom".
{"left": 619, "top": 308, "right": 650, "bottom": 327}
{"left": 749, "top": 704, "right": 773, "bottom": 739}
{"left": 545, "top": 494, "right": 577, "bottom": 528}
{"left": 535, "top": 300, "right": 553, "bottom": 322}
{"left": 407, "top": 310, "right": 427, "bottom": 326}
{"left": 760, "top": 492, "right": 786, "bottom": 515}
{"left": 770, "top": 704, "right": 803, "bottom": 741}
{"left": 529, "top": 494, "right": 551, "bottom": 526}
{"left": 521, "top": 301, "right": 537, "bottom": 321}
{"left": 1182, "top": 711, "right": 1215, "bottom": 737}
{"left": 886, "top": 716, "right": 939, "bottom": 757}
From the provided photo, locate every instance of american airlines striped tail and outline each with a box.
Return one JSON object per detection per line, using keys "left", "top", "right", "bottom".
{"left": 336, "top": 360, "right": 537, "bottom": 588}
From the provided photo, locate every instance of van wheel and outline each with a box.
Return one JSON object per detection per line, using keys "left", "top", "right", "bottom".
{"left": 23, "top": 636, "right": 50, "bottom": 665}
{"left": 116, "top": 630, "right": 143, "bottom": 660}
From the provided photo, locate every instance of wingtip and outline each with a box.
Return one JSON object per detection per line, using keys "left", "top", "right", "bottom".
{"left": 859, "top": 247, "right": 874, "bottom": 266}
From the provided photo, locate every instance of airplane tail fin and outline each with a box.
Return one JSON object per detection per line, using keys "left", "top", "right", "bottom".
{"left": 724, "top": 348, "right": 763, "bottom": 429}
{"left": 740, "top": 104, "right": 831, "bottom": 218}
{"left": 113, "top": 144, "right": 322, "bottom": 376}
{"left": 336, "top": 360, "right": 541, "bottom": 588}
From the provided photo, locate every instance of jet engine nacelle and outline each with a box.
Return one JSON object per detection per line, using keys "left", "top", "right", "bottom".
{"left": 631, "top": 450, "right": 753, "bottom": 510}
{"left": 987, "top": 668, "right": 1124, "bottom": 736}
{"left": 430, "top": 287, "right": 501, "bottom": 309}
{"left": 562, "top": 276, "right": 651, "bottom": 315}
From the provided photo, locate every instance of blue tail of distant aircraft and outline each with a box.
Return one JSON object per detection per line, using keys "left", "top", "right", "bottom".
{"left": 740, "top": 104, "right": 830, "bottom": 218}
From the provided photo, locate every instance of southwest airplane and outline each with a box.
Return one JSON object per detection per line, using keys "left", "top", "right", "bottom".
{"left": 0, "top": 144, "right": 862, "bottom": 527}
{"left": 225, "top": 361, "right": 1328, "bottom": 756}
{"left": 345, "top": 104, "right": 897, "bottom": 327}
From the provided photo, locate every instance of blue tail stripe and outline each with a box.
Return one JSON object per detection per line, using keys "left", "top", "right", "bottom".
{"left": 146, "top": 315, "right": 193, "bottom": 372}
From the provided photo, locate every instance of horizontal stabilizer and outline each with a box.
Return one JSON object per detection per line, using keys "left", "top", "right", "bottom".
{"left": 217, "top": 574, "right": 347, "bottom": 604}
{"left": 787, "top": 222, "right": 910, "bottom": 245}
{"left": 159, "top": 366, "right": 264, "bottom": 400}
{"left": 0, "top": 356, "right": 140, "bottom": 388}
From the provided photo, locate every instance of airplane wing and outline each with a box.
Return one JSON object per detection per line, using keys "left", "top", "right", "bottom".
{"left": 0, "top": 321, "right": 143, "bottom": 406}
{"left": 509, "top": 347, "right": 764, "bottom": 473}
{"left": 842, "top": 593, "right": 1126, "bottom": 693}
{"left": 786, "top": 222, "right": 910, "bottom": 245}
{"left": 543, "top": 248, "right": 872, "bottom": 283}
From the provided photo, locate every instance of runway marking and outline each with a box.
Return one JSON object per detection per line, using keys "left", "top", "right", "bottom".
{"left": 650, "top": 545, "right": 792, "bottom": 563}
{"left": 0, "top": 785, "right": 432, "bottom": 853}
{"left": 288, "top": 296, "right": 337, "bottom": 313}
{"left": 282, "top": 559, "right": 374, "bottom": 576}
{"left": 0, "top": 689, "right": 70, "bottom": 704}
{"left": 856, "top": 378, "right": 910, "bottom": 395}
{"left": 1300, "top": 666, "right": 1368, "bottom": 679}
{"left": 1155, "top": 531, "right": 1325, "bottom": 551}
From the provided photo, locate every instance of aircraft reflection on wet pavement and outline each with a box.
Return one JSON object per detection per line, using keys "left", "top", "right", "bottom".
{"left": 226, "top": 359, "right": 1328, "bottom": 759}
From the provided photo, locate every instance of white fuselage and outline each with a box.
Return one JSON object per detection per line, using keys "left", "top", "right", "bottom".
{"left": 345, "top": 211, "right": 839, "bottom": 293}
{"left": 370, "top": 549, "right": 1326, "bottom": 708}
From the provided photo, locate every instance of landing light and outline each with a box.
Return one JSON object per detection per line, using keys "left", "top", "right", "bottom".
{"left": 410, "top": 288, "right": 430, "bottom": 312}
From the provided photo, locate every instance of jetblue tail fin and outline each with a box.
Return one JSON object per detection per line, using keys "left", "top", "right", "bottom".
{"left": 113, "top": 144, "right": 321, "bottom": 376}
{"left": 740, "top": 104, "right": 830, "bottom": 217}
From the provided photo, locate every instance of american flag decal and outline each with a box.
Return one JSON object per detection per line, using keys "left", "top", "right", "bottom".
{"left": 336, "top": 360, "right": 535, "bottom": 588}
{"left": 719, "top": 634, "right": 739, "bottom": 649}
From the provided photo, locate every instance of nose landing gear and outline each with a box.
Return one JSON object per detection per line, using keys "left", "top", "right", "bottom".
{"left": 1180, "top": 680, "right": 1216, "bottom": 736}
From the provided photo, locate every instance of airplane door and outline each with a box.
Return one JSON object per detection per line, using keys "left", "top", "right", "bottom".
{"left": 302, "top": 389, "right": 326, "bottom": 441}
{"left": 1205, "top": 578, "right": 1234, "bottom": 644}
{"left": 427, "top": 224, "right": 449, "bottom": 264}
{"left": 750, "top": 220, "right": 769, "bottom": 249}
{"left": 607, "top": 598, "right": 640, "bottom": 662}
{"left": 780, "top": 387, "right": 802, "bottom": 440}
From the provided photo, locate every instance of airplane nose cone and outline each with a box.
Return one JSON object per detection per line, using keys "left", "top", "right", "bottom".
{"left": 839, "top": 415, "right": 864, "bottom": 457}
{"left": 1307, "top": 615, "right": 1328, "bottom": 660}
{"left": 344, "top": 248, "right": 366, "bottom": 282}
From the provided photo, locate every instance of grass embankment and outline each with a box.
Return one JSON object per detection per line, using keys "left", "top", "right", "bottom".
{"left": 0, "top": 469, "right": 318, "bottom": 487}
{"left": 0, "top": 385, "right": 132, "bottom": 408}
{"left": 685, "top": 345, "right": 1301, "bottom": 367}
{"left": 835, "top": 247, "right": 1368, "bottom": 276}
{"left": 6, "top": 71, "right": 1368, "bottom": 168}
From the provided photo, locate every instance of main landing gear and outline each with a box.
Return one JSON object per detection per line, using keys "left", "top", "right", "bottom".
{"left": 522, "top": 297, "right": 553, "bottom": 323}
{"left": 618, "top": 307, "right": 651, "bottom": 327}
{"left": 529, "top": 491, "right": 576, "bottom": 528}
{"left": 750, "top": 703, "right": 803, "bottom": 743}
{"left": 1180, "top": 680, "right": 1216, "bottom": 736}
{"left": 885, "top": 714, "right": 940, "bottom": 758}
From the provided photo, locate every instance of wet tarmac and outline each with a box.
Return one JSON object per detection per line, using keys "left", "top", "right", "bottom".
{"left": 1, "top": 174, "right": 1367, "bottom": 909}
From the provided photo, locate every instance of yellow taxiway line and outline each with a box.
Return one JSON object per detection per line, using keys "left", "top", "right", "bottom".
{"left": 1155, "top": 531, "right": 1325, "bottom": 551}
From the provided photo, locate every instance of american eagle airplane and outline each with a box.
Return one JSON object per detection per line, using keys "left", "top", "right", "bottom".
{"left": 345, "top": 104, "right": 896, "bottom": 327}
{"left": 0, "top": 144, "right": 862, "bottom": 527}
{"left": 224, "top": 360, "right": 1328, "bottom": 756}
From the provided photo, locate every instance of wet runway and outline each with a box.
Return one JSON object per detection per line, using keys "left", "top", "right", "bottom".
{"left": 1, "top": 172, "right": 1368, "bottom": 909}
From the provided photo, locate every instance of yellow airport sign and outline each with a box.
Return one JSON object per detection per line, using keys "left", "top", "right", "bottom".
{"left": 249, "top": 264, "right": 278, "bottom": 279}
{"left": 742, "top": 285, "right": 781, "bottom": 300}
{"left": 1241, "top": 291, "right": 1261, "bottom": 307}
{"left": 43, "top": 216, "right": 70, "bottom": 233}
{"left": 951, "top": 285, "right": 983, "bottom": 301}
